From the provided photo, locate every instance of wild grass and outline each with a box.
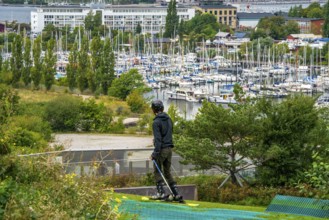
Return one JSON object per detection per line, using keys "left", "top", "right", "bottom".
{"left": 16, "top": 87, "right": 132, "bottom": 116}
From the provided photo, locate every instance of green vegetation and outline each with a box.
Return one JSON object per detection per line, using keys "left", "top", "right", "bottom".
{"left": 164, "top": 0, "right": 179, "bottom": 38}
{"left": 323, "top": 1, "right": 329, "bottom": 37}
{"left": 252, "top": 16, "right": 300, "bottom": 40}
{"left": 288, "top": 2, "right": 323, "bottom": 18}
{"left": 0, "top": 85, "right": 121, "bottom": 218}
{"left": 175, "top": 93, "right": 329, "bottom": 190}
{"left": 108, "top": 68, "right": 147, "bottom": 100}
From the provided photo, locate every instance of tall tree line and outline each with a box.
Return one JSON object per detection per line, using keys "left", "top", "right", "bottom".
{"left": 0, "top": 33, "right": 115, "bottom": 94}
{"left": 67, "top": 35, "right": 116, "bottom": 95}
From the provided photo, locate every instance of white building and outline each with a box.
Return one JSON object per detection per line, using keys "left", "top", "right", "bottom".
{"left": 31, "top": 4, "right": 195, "bottom": 34}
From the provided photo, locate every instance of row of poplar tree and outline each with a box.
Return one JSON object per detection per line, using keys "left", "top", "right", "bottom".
{"left": 0, "top": 33, "right": 116, "bottom": 95}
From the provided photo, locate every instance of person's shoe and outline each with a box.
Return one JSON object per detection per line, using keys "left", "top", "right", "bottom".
{"left": 151, "top": 192, "right": 166, "bottom": 200}
{"left": 173, "top": 194, "right": 183, "bottom": 202}
{"left": 151, "top": 181, "right": 166, "bottom": 200}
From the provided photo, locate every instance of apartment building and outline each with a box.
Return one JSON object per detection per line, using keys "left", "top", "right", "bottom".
{"left": 194, "top": 0, "right": 237, "bottom": 29}
{"left": 31, "top": 4, "right": 195, "bottom": 33}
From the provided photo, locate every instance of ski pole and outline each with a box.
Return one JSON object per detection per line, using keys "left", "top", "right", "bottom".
{"left": 152, "top": 159, "right": 175, "bottom": 197}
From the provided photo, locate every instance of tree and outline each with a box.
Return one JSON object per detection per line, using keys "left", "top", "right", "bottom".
{"left": 175, "top": 89, "right": 257, "bottom": 186}
{"left": 100, "top": 38, "right": 115, "bottom": 95}
{"left": 10, "top": 34, "right": 23, "bottom": 87}
{"left": 77, "top": 36, "right": 90, "bottom": 93}
{"left": 43, "top": 39, "right": 56, "bottom": 91}
{"left": 285, "top": 20, "right": 300, "bottom": 35}
{"left": 84, "top": 11, "right": 94, "bottom": 32}
{"left": 183, "top": 13, "right": 220, "bottom": 42}
{"left": 164, "top": 0, "right": 179, "bottom": 38}
{"left": 108, "top": 68, "right": 144, "bottom": 100}
{"left": 66, "top": 42, "right": 78, "bottom": 91}
{"left": 251, "top": 96, "right": 329, "bottom": 186}
{"left": 135, "top": 22, "right": 142, "bottom": 34}
{"left": 250, "top": 28, "right": 267, "bottom": 40}
{"left": 126, "top": 90, "right": 147, "bottom": 113}
{"left": 22, "top": 37, "right": 32, "bottom": 87}
{"left": 31, "top": 36, "right": 43, "bottom": 89}
{"left": 323, "top": 1, "right": 329, "bottom": 37}
{"left": 0, "top": 50, "right": 2, "bottom": 72}
{"left": 304, "top": 2, "right": 322, "bottom": 18}
{"left": 307, "top": 7, "right": 323, "bottom": 18}
{"left": 88, "top": 36, "right": 102, "bottom": 93}
{"left": 167, "top": 103, "right": 185, "bottom": 134}
{"left": 84, "top": 10, "right": 103, "bottom": 37}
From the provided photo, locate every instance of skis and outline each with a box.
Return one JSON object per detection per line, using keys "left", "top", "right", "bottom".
{"left": 150, "top": 195, "right": 185, "bottom": 204}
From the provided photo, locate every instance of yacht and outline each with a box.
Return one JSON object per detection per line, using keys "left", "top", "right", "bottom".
{"left": 315, "top": 94, "right": 329, "bottom": 108}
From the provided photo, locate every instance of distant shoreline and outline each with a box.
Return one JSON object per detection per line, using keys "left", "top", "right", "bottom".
{"left": 0, "top": 4, "right": 41, "bottom": 7}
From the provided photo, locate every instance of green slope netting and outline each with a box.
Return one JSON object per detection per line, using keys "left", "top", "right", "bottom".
{"left": 119, "top": 199, "right": 266, "bottom": 220}
{"left": 266, "top": 195, "right": 329, "bottom": 218}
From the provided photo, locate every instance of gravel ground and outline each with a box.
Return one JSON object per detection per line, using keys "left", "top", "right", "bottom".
{"left": 52, "top": 134, "right": 153, "bottom": 151}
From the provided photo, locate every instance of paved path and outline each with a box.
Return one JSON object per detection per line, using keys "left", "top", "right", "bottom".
{"left": 53, "top": 134, "right": 153, "bottom": 151}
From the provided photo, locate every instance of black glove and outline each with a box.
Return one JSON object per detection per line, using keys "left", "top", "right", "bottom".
{"left": 151, "top": 151, "right": 160, "bottom": 160}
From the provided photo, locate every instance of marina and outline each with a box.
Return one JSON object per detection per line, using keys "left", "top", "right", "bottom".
{"left": 1, "top": 2, "right": 329, "bottom": 119}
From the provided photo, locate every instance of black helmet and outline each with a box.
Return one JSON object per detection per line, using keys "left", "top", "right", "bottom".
{"left": 151, "top": 100, "right": 164, "bottom": 112}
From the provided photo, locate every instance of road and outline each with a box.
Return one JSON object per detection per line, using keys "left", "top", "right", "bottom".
{"left": 52, "top": 133, "right": 153, "bottom": 151}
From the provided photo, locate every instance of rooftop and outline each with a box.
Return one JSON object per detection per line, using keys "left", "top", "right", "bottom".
{"left": 196, "top": 4, "right": 236, "bottom": 9}
{"left": 285, "top": 16, "right": 324, "bottom": 22}
{"left": 237, "top": 12, "right": 274, "bottom": 19}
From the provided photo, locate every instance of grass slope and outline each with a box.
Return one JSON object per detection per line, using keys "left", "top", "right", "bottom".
{"left": 113, "top": 193, "right": 326, "bottom": 220}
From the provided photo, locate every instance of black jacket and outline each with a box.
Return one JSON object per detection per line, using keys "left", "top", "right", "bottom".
{"left": 152, "top": 112, "right": 174, "bottom": 154}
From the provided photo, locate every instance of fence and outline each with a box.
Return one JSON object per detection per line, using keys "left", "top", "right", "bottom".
{"left": 19, "top": 148, "right": 255, "bottom": 178}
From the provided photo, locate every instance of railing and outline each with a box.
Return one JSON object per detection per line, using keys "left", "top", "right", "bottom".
{"left": 19, "top": 149, "right": 224, "bottom": 177}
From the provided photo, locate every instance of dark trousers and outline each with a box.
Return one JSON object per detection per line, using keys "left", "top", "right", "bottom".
{"left": 154, "top": 147, "right": 174, "bottom": 185}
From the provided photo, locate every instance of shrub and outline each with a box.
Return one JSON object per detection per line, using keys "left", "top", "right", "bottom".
{"left": 0, "top": 156, "right": 120, "bottom": 219}
{"left": 7, "top": 115, "right": 52, "bottom": 141}
{"left": 109, "top": 117, "right": 125, "bottom": 134}
{"left": 77, "top": 99, "right": 113, "bottom": 132}
{"left": 6, "top": 127, "right": 47, "bottom": 152}
{"left": 0, "top": 84, "right": 20, "bottom": 124}
{"left": 126, "top": 90, "right": 147, "bottom": 113}
{"left": 44, "top": 95, "right": 82, "bottom": 131}
{"left": 16, "top": 101, "right": 48, "bottom": 119}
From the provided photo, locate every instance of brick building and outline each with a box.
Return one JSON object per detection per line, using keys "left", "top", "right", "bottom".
{"left": 0, "top": 22, "right": 5, "bottom": 33}
{"left": 285, "top": 17, "right": 324, "bottom": 35}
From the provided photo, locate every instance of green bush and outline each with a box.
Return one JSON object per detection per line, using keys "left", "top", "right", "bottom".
{"left": 44, "top": 95, "right": 82, "bottom": 131}
{"left": 6, "top": 127, "right": 47, "bottom": 152}
{"left": 7, "top": 115, "right": 52, "bottom": 141}
{"left": 77, "top": 99, "right": 113, "bottom": 132}
{"left": 177, "top": 174, "right": 324, "bottom": 206}
{"left": 0, "top": 156, "right": 120, "bottom": 219}
{"left": 109, "top": 117, "right": 125, "bottom": 134}
{"left": 17, "top": 101, "right": 48, "bottom": 119}
{"left": 44, "top": 96, "right": 114, "bottom": 132}
{"left": 126, "top": 90, "right": 147, "bottom": 113}
{"left": 0, "top": 84, "right": 20, "bottom": 125}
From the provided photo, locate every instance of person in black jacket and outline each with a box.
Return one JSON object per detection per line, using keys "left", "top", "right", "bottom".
{"left": 150, "top": 100, "right": 182, "bottom": 201}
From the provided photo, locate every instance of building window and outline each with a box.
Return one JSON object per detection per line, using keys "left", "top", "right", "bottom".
{"left": 219, "top": 10, "right": 222, "bottom": 15}
{"left": 229, "top": 10, "right": 232, "bottom": 15}
{"left": 209, "top": 10, "right": 212, "bottom": 14}
{"left": 215, "top": 10, "right": 217, "bottom": 15}
{"left": 224, "top": 10, "right": 227, "bottom": 15}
